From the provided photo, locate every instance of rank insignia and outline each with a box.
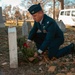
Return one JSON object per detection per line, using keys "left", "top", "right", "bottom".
{"left": 43, "top": 26, "right": 47, "bottom": 33}
{"left": 43, "top": 26, "right": 45, "bottom": 29}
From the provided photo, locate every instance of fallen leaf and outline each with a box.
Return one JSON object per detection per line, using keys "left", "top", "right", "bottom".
{"left": 0, "top": 54, "right": 2, "bottom": 56}
{"left": 48, "top": 66, "right": 56, "bottom": 72}
{"left": 71, "top": 68, "right": 75, "bottom": 72}
{"left": 1, "top": 62, "right": 7, "bottom": 66}
{"left": 72, "top": 73, "right": 75, "bottom": 75}
{"left": 65, "top": 58, "right": 69, "bottom": 62}
{"left": 28, "top": 57, "right": 35, "bottom": 62}
{"left": 39, "top": 67, "right": 42, "bottom": 71}
{"left": 56, "top": 73, "right": 66, "bottom": 75}
{"left": 39, "top": 61, "right": 44, "bottom": 65}
{"left": 51, "top": 57, "right": 57, "bottom": 61}
{"left": 61, "top": 69, "right": 67, "bottom": 72}
{"left": 67, "top": 72, "right": 72, "bottom": 75}
{"left": 43, "top": 56, "right": 49, "bottom": 63}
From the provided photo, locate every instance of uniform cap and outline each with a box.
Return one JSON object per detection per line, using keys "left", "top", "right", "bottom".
{"left": 28, "top": 3, "right": 42, "bottom": 15}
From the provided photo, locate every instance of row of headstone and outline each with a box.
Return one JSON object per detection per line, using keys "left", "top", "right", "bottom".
{"left": 7, "top": 21, "right": 32, "bottom": 68}
{"left": 22, "top": 21, "right": 32, "bottom": 37}
{"left": 7, "top": 18, "right": 66, "bottom": 69}
{"left": 22, "top": 20, "right": 66, "bottom": 37}
{"left": 0, "top": 7, "right": 5, "bottom": 27}
{"left": 22, "top": 21, "right": 28, "bottom": 36}
{"left": 7, "top": 21, "right": 31, "bottom": 68}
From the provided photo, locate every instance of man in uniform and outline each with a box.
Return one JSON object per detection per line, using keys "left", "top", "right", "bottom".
{"left": 27, "top": 3, "right": 75, "bottom": 60}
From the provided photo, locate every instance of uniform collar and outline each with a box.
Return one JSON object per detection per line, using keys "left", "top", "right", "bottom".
{"left": 39, "top": 16, "right": 44, "bottom": 24}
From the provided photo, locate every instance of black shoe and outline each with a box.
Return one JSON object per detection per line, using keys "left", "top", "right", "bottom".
{"left": 71, "top": 43, "right": 75, "bottom": 57}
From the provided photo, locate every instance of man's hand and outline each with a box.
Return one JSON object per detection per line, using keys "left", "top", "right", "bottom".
{"left": 34, "top": 52, "right": 43, "bottom": 60}
{"left": 34, "top": 52, "right": 38, "bottom": 58}
{"left": 26, "top": 40, "right": 32, "bottom": 47}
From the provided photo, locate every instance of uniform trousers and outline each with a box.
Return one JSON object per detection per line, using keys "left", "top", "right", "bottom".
{"left": 32, "top": 33, "right": 72, "bottom": 59}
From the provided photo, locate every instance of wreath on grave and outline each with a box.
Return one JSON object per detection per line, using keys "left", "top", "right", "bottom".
{"left": 17, "top": 36, "right": 39, "bottom": 63}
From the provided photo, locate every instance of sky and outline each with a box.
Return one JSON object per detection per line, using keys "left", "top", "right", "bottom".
{"left": 0, "top": 0, "right": 21, "bottom": 8}
{"left": 0, "top": 0, "right": 74, "bottom": 10}
{"left": 0, "top": 0, "right": 74, "bottom": 6}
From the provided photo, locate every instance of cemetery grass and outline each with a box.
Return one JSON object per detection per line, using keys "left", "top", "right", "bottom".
{"left": 0, "top": 26, "right": 75, "bottom": 75}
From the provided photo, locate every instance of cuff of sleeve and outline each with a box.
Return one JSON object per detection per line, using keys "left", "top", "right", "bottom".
{"left": 38, "top": 49, "right": 43, "bottom": 54}
{"left": 27, "top": 39, "right": 31, "bottom": 42}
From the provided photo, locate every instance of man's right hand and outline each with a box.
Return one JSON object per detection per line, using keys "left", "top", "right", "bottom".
{"left": 26, "top": 40, "right": 32, "bottom": 47}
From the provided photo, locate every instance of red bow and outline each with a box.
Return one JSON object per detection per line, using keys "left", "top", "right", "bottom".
{"left": 23, "top": 43, "right": 29, "bottom": 48}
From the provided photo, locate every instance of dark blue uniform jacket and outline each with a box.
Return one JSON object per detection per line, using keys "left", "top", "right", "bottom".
{"left": 28, "top": 14, "right": 64, "bottom": 51}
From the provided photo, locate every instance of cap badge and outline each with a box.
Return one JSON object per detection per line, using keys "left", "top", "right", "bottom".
{"left": 32, "top": 11, "right": 34, "bottom": 14}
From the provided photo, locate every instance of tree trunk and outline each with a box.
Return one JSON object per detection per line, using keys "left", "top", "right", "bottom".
{"left": 58, "top": 0, "right": 64, "bottom": 9}
{"left": 53, "top": 0, "right": 55, "bottom": 19}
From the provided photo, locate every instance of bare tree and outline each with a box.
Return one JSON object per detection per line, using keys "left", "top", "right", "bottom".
{"left": 20, "top": 0, "right": 52, "bottom": 10}
{"left": 64, "top": 0, "right": 75, "bottom": 9}
{"left": 20, "top": 0, "right": 53, "bottom": 20}
{"left": 57, "top": 0, "right": 64, "bottom": 9}
{"left": 53, "top": 0, "right": 55, "bottom": 19}
{"left": 14, "top": 10, "right": 22, "bottom": 25}
{"left": 2, "top": 5, "right": 12, "bottom": 20}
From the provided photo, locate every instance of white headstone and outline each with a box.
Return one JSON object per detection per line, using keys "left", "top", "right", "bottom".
{"left": 22, "top": 21, "right": 28, "bottom": 36}
{"left": 0, "top": 7, "right": 5, "bottom": 27}
{"left": 27, "top": 21, "right": 32, "bottom": 32}
{"left": 56, "top": 20, "right": 66, "bottom": 32}
{"left": 0, "top": 7, "right": 4, "bottom": 23}
{"left": 8, "top": 27, "right": 18, "bottom": 68}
